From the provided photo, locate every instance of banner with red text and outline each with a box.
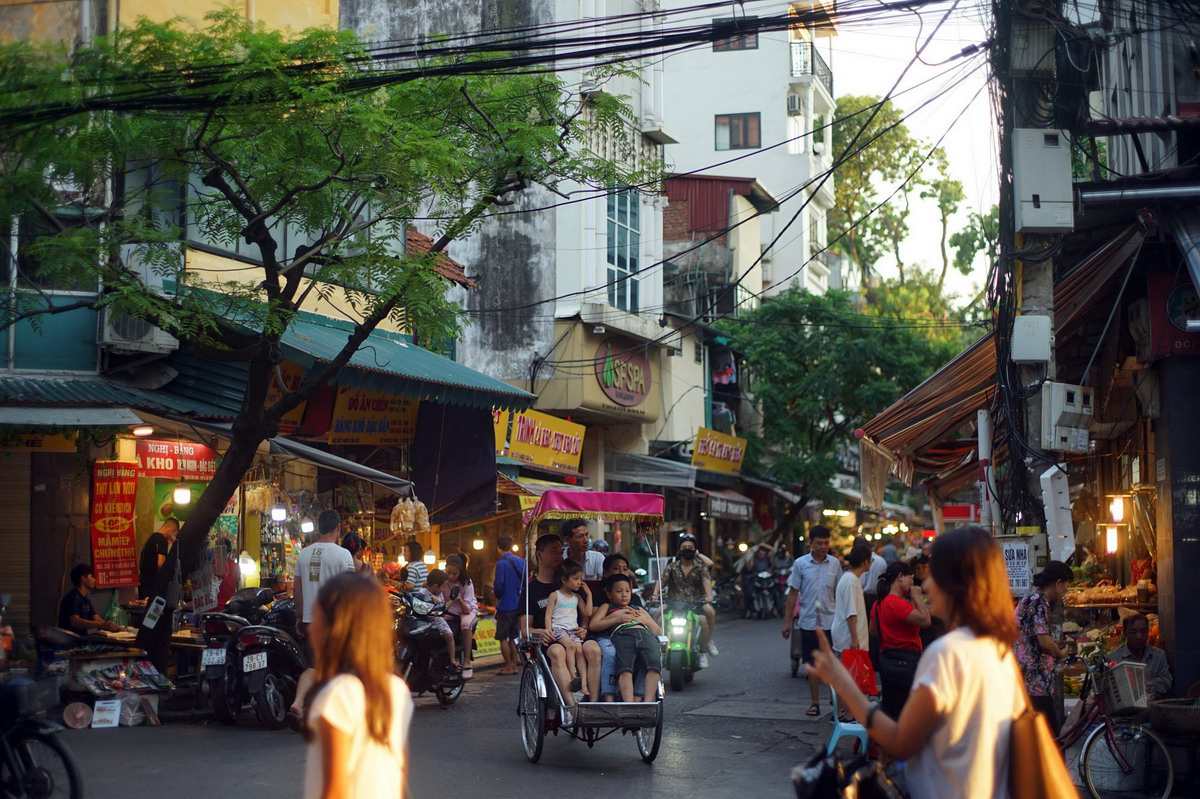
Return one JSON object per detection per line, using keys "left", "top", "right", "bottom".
{"left": 90, "top": 461, "right": 140, "bottom": 588}
{"left": 136, "top": 439, "right": 218, "bottom": 481}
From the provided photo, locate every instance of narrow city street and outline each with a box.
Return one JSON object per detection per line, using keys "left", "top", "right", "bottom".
{"left": 66, "top": 616, "right": 831, "bottom": 798}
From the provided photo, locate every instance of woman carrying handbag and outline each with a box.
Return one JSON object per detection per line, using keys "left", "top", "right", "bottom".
{"left": 806, "top": 527, "right": 1075, "bottom": 798}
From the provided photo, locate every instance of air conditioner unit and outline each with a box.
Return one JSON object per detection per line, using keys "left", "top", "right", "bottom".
{"left": 100, "top": 243, "right": 181, "bottom": 355}
{"left": 786, "top": 94, "right": 802, "bottom": 116}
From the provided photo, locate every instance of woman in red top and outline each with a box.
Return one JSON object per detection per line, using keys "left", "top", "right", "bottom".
{"left": 871, "top": 561, "right": 931, "bottom": 718}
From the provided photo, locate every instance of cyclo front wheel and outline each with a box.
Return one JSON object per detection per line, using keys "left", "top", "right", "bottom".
{"left": 668, "top": 651, "right": 685, "bottom": 692}
{"left": 1080, "top": 723, "right": 1173, "bottom": 799}
{"left": 519, "top": 663, "right": 545, "bottom": 763}
{"left": 0, "top": 729, "right": 83, "bottom": 799}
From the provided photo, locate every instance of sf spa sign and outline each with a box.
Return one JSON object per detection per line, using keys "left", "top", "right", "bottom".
{"left": 594, "top": 337, "right": 652, "bottom": 407}
{"left": 90, "top": 461, "right": 140, "bottom": 588}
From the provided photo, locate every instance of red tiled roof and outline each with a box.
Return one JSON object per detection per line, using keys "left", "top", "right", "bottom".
{"left": 406, "top": 230, "right": 475, "bottom": 288}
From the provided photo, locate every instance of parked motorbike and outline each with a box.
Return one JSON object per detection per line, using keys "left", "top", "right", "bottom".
{"left": 712, "top": 573, "right": 742, "bottom": 614}
{"left": 233, "top": 597, "right": 305, "bottom": 729}
{"left": 773, "top": 567, "right": 790, "bottom": 616}
{"left": 747, "top": 570, "right": 776, "bottom": 619}
{"left": 663, "top": 599, "right": 706, "bottom": 692}
{"left": 394, "top": 589, "right": 467, "bottom": 708}
{"left": 0, "top": 675, "right": 81, "bottom": 799}
{"left": 200, "top": 587, "right": 276, "bottom": 725}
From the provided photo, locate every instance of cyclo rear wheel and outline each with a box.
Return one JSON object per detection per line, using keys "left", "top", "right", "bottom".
{"left": 0, "top": 729, "right": 83, "bottom": 799}
{"left": 635, "top": 701, "right": 664, "bottom": 763}
{"left": 519, "top": 663, "right": 545, "bottom": 763}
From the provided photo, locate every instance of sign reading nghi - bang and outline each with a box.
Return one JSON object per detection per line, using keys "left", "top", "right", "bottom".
{"left": 690, "top": 427, "right": 747, "bottom": 476}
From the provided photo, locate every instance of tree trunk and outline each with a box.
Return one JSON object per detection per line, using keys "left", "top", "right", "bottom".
{"left": 937, "top": 215, "right": 950, "bottom": 293}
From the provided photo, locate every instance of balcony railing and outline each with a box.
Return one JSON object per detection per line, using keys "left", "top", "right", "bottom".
{"left": 790, "top": 41, "right": 833, "bottom": 98}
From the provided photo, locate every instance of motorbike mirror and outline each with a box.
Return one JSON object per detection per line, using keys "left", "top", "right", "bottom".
{"left": 450, "top": 586, "right": 461, "bottom": 600}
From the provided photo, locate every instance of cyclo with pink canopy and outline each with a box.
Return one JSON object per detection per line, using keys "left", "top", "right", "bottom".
{"left": 517, "top": 489, "right": 665, "bottom": 764}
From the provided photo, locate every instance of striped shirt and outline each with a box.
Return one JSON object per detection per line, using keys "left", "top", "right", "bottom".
{"left": 407, "top": 561, "right": 428, "bottom": 589}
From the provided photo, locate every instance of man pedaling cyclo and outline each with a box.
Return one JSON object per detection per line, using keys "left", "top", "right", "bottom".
{"left": 659, "top": 533, "right": 719, "bottom": 668}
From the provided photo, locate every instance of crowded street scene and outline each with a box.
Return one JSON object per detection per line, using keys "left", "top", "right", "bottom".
{"left": 1, "top": 0, "right": 1199, "bottom": 797}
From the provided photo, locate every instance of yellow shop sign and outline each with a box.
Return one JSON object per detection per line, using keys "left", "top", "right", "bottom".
{"left": 690, "top": 427, "right": 747, "bottom": 475}
{"left": 504, "top": 409, "right": 585, "bottom": 473}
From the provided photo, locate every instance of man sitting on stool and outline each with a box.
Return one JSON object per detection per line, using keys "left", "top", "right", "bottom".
{"left": 59, "top": 564, "right": 121, "bottom": 633}
{"left": 1107, "top": 613, "right": 1172, "bottom": 700}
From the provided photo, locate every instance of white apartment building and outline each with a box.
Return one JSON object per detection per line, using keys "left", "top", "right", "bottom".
{"left": 661, "top": 1, "right": 837, "bottom": 296}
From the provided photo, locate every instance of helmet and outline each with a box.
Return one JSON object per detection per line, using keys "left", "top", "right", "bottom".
{"left": 679, "top": 532, "right": 697, "bottom": 544}
{"left": 591, "top": 539, "right": 610, "bottom": 553}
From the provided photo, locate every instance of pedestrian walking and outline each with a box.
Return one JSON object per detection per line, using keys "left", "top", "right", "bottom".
{"left": 289, "top": 509, "right": 355, "bottom": 729}
{"left": 872, "top": 560, "right": 930, "bottom": 719}
{"left": 808, "top": 526, "right": 1028, "bottom": 798}
{"left": 780, "top": 525, "right": 841, "bottom": 717}
{"left": 1014, "top": 560, "right": 1074, "bottom": 729}
{"left": 493, "top": 535, "right": 526, "bottom": 676}
{"left": 304, "top": 572, "right": 413, "bottom": 799}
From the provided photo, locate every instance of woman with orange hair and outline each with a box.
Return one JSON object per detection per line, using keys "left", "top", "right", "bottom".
{"left": 304, "top": 572, "right": 413, "bottom": 799}
{"left": 807, "top": 526, "right": 1030, "bottom": 798}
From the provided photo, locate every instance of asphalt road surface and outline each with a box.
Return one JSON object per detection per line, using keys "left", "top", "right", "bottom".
{"left": 66, "top": 615, "right": 838, "bottom": 798}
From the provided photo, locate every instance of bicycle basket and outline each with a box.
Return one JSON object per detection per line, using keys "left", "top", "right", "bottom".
{"left": 1100, "top": 661, "right": 1148, "bottom": 715}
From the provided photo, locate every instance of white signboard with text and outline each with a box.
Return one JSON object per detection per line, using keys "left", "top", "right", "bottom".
{"left": 1001, "top": 539, "right": 1032, "bottom": 596}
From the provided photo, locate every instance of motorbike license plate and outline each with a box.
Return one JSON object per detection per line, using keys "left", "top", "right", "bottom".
{"left": 243, "top": 652, "right": 268, "bottom": 672}
{"left": 201, "top": 648, "right": 226, "bottom": 667}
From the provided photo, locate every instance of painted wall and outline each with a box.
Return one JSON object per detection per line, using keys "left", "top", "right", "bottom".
{"left": 115, "top": 0, "right": 336, "bottom": 31}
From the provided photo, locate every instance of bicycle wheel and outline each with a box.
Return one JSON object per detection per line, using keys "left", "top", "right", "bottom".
{"left": 0, "top": 730, "right": 83, "bottom": 799}
{"left": 1080, "top": 723, "right": 1173, "bottom": 799}
{"left": 518, "top": 663, "right": 545, "bottom": 764}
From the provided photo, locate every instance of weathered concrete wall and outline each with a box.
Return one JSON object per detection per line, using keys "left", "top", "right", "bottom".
{"left": 0, "top": 0, "right": 89, "bottom": 46}
{"left": 341, "top": 0, "right": 558, "bottom": 382}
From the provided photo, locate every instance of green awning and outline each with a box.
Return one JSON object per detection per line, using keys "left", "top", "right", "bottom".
{"left": 0, "top": 375, "right": 235, "bottom": 420}
{"left": 279, "top": 314, "right": 532, "bottom": 412}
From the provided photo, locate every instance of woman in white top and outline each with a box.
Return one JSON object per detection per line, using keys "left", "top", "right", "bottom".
{"left": 808, "top": 527, "right": 1027, "bottom": 799}
{"left": 304, "top": 572, "right": 414, "bottom": 799}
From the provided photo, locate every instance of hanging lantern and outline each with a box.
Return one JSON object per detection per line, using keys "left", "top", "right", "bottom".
{"left": 173, "top": 482, "right": 192, "bottom": 505}
{"left": 423, "top": 550, "right": 436, "bottom": 565}
{"left": 1109, "top": 496, "right": 1125, "bottom": 523}
{"left": 300, "top": 519, "right": 315, "bottom": 534}
{"left": 1106, "top": 525, "right": 1119, "bottom": 554}
{"left": 270, "top": 505, "right": 287, "bottom": 522}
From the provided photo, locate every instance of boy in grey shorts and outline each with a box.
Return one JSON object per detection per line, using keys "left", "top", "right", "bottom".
{"left": 589, "top": 573, "right": 661, "bottom": 702}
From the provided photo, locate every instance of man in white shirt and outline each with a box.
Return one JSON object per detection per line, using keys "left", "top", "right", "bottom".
{"left": 288, "top": 509, "right": 354, "bottom": 730}
{"left": 561, "top": 519, "right": 606, "bottom": 581}
{"left": 833, "top": 545, "right": 871, "bottom": 654}
{"left": 781, "top": 526, "right": 842, "bottom": 717}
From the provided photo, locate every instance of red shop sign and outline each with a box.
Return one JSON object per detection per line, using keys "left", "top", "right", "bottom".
{"left": 136, "top": 439, "right": 218, "bottom": 481}
{"left": 90, "top": 461, "right": 140, "bottom": 588}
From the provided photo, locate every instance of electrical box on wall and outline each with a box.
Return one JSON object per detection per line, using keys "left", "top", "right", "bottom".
{"left": 1040, "top": 382, "right": 1093, "bottom": 453}
{"left": 1013, "top": 128, "right": 1074, "bottom": 233}
{"left": 1011, "top": 315, "right": 1053, "bottom": 364}
{"left": 1039, "top": 465, "right": 1075, "bottom": 562}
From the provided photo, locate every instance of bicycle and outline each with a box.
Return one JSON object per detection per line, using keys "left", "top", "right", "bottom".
{"left": 1055, "top": 654, "right": 1173, "bottom": 799}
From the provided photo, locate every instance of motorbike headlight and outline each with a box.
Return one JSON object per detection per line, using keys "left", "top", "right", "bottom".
{"left": 670, "top": 617, "right": 687, "bottom": 629}
{"left": 411, "top": 599, "right": 434, "bottom": 615}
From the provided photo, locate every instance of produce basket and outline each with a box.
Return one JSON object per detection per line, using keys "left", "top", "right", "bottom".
{"left": 1100, "top": 661, "right": 1147, "bottom": 715}
{"left": 1149, "top": 699, "right": 1200, "bottom": 736}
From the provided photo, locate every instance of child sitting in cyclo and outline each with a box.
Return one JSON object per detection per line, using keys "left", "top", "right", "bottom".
{"left": 544, "top": 559, "right": 593, "bottom": 696}
{"left": 590, "top": 573, "right": 661, "bottom": 702}
{"left": 415, "top": 569, "right": 461, "bottom": 671}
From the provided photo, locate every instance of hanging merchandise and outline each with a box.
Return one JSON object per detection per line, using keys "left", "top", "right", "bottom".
{"left": 389, "top": 496, "right": 431, "bottom": 535}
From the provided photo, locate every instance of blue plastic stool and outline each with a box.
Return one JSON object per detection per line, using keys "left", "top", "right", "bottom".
{"left": 826, "top": 686, "right": 870, "bottom": 755}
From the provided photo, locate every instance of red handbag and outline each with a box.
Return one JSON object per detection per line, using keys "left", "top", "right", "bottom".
{"left": 840, "top": 649, "right": 878, "bottom": 696}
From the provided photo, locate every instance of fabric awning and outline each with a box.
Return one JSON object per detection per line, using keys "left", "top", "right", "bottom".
{"left": 741, "top": 475, "right": 804, "bottom": 505}
{"left": 1054, "top": 224, "right": 1145, "bottom": 335}
{"left": 160, "top": 416, "right": 412, "bottom": 496}
{"left": 267, "top": 436, "right": 412, "bottom": 496}
{"left": 605, "top": 452, "right": 696, "bottom": 488}
{"left": 277, "top": 313, "right": 533, "bottom": 412}
{"left": 701, "top": 488, "right": 755, "bottom": 521}
{"left": 856, "top": 331, "right": 997, "bottom": 485}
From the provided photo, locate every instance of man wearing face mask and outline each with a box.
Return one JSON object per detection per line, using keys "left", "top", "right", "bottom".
{"left": 661, "top": 534, "right": 718, "bottom": 668}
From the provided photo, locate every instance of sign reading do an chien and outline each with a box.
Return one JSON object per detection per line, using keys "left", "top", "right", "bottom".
{"left": 691, "top": 427, "right": 747, "bottom": 475}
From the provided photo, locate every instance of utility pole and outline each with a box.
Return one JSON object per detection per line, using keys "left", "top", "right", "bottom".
{"left": 993, "top": 0, "right": 1064, "bottom": 533}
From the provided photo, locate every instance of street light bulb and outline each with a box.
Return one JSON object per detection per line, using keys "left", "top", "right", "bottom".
{"left": 512, "top": 544, "right": 520, "bottom": 553}
{"left": 1109, "top": 497, "right": 1125, "bottom": 523}
{"left": 472, "top": 538, "right": 485, "bottom": 551}
{"left": 132, "top": 425, "right": 154, "bottom": 437}
{"left": 423, "top": 551, "right": 436, "bottom": 565}
{"left": 238, "top": 552, "right": 257, "bottom": 576}
{"left": 173, "top": 483, "right": 192, "bottom": 505}
{"left": 738, "top": 542, "right": 748, "bottom": 552}
{"left": 1106, "top": 525, "right": 1119, "bottom": 554}
{"left": 437, "top": 560, "right": 447, "bottom": 571}
{"left": 300, "top": 519, "right": 314, "bottom": 534}
{"left": 270, "top": 506, "right": 287, "bottom": 522}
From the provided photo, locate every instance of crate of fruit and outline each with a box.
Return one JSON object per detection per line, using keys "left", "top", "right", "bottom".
{"left": 1100, "top": 661, "right": 1147, "bottom": 715}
